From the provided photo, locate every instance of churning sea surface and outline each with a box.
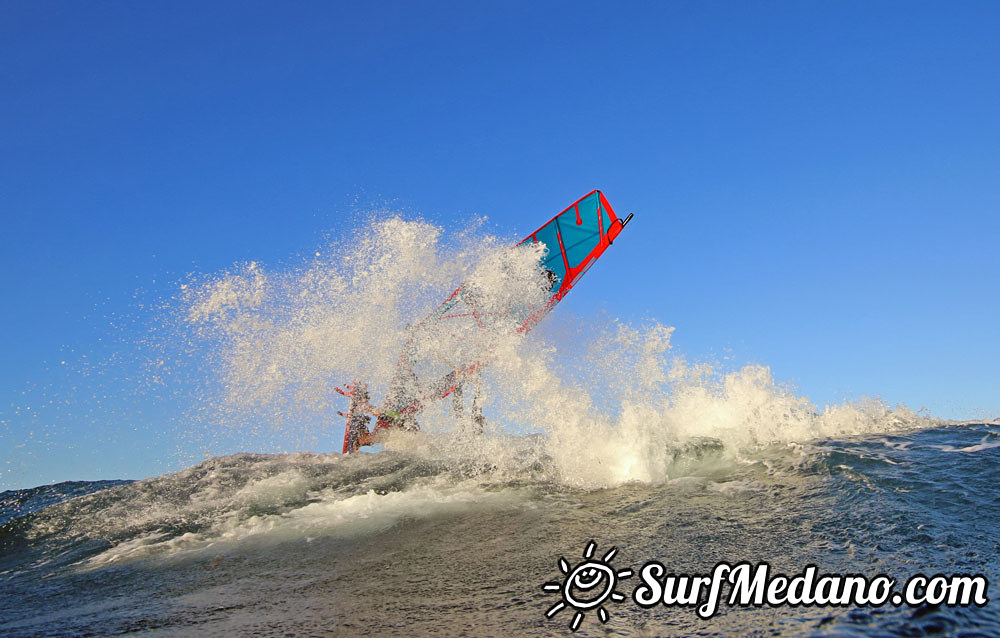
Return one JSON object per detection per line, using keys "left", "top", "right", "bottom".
{"left": 1, "top": 422, "right": 997, "bottom": 637}
{"left": 3, "top": 217, "right": 997, "bottom": 635}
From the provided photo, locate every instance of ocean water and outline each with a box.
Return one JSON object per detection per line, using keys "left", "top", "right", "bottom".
{"left": 1, "top": 423, "right": 998, "bottom": 636}
{"left": 3, "top": 217, "right": 996, "bottom": 635}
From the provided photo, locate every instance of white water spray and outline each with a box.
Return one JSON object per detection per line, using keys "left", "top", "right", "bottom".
{"left": 179, "top": 214, "right": 931, "bottom": 489}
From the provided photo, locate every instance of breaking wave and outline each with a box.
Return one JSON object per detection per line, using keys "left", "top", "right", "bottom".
{"left": 163, "top": 214, "right": 933, "bottom": 490}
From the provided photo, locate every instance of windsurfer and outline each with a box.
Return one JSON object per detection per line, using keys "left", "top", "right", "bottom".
{"left": 346, "top": 367, "right": 484, "bottom": 450}
{"left": 339, "top": 190, "right": 631, "bottom": 454}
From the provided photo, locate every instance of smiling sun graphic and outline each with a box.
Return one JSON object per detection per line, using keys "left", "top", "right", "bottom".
{"left": 542, "top": 540, "right": 633, "bottom": 631}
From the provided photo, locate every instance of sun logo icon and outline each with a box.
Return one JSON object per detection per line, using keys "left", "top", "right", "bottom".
{"left": 541, "top": 540, "right": 633, "bottom": 631}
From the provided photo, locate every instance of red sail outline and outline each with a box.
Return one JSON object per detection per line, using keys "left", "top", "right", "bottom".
{"left": 516, "top": 189, "right": 626, "bottom": 332}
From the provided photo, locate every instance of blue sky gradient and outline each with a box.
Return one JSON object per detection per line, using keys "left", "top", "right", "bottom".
{"left": 2, "top": 1, "right": 998, "bottom": 489}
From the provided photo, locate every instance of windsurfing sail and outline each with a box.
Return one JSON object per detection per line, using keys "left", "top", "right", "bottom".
{"left": 341, "top": 190, "right": 632, "bottom": 453}
{"left": 518, "top": 189, "right": 632, "bottom": 327}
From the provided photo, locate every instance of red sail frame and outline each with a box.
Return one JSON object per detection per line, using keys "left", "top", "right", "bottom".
{"left": 516, "top": 189, "right": 625, "bottom": 331}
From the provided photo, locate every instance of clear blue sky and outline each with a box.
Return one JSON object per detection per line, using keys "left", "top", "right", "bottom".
{"left": 2, "top": 1, "right": 998, "bottom": 489}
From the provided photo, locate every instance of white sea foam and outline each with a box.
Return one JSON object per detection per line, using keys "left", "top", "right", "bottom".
{"left": 934, "top": 435, "right": 1000, "bottom": 453}
{"left": 83, "top": 473, "right": 529, "bottom": 567}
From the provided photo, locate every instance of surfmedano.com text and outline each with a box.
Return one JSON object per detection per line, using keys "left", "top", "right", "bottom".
{"left": 633, "top": 562, "right": 989, "bottom": 619}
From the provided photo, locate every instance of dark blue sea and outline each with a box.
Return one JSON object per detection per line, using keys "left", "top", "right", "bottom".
{"left": 1, "top": 423, "right": 997, "bottom": 637}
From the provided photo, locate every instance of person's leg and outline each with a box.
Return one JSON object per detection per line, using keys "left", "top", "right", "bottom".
{"left": 451, "top": 382, "right": 464, "bottom": 423}
{"left": 343, "top": 384, "right": 373, "bottom": 453}
{"left": 469, "top": 370, "right": 485, "bottom": 434}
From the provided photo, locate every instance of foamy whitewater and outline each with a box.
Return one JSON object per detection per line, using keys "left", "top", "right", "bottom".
{"left": 1, "top": 216, "right": 997, "bottom": 636}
